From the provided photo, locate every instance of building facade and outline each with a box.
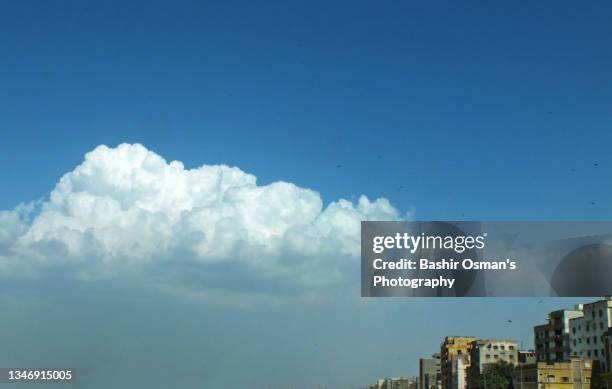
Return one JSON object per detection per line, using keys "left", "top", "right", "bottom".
{"left": 451, "top": 354, "right": 470, "bottom": 389}
{"left": 420, "top": 354, "right": 441, "bottom": 389}
{"left": 373, "top": 377, "right": 419, "bottom": 389}
{"left": 512, "top": 359, "right": 593, "bottom": 389}
{"left": 519, "top": 350, "right": 537, "bottom": 365}
{"left": 535, "top": 309, "right": 584, "bottom": 363}
{"left": 469, "top": 339, "right": 519, "bottom": 371}
{"left": 604, "top": 328, "right": 612, "bottom": 374}
{"left": 441, "top": 337, "right": 477, "bottom": 389}
{"left": 569, "top": 298, "right": 612, "bottom": 370}
{"left": 467, "top": 339, "right": 518, "bottom": 389}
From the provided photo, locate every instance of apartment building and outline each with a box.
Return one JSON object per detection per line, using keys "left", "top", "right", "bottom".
{"left": 535, "top": 309, "right": 584, "bottom": 362}
{"left": 420, "top": 354, "right": 441, "bottom": 389}
{"left": 569, "top": 298, "right": 612, "bottom": 370}
{"left": 441, "top": 337, "right": 477, "bottom": 389}
{"left": 518, "top": 350, "right": 537, "bottom": 365}
{"left": 450, "top": 354, "right": 470, "bottom": 389}
{"left": 469, "top": 339, "right": 519, "bottom": 371}
{"left": 467, "top": 339, "right": 518, "bottom": 389}
{"left": 512, "top": 359, "right": 593, "bottom": 389}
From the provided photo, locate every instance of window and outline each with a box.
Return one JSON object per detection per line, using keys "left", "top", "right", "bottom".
{"left": 594, "top": 336, "right": 598, "bottom": 344}
{"left": 562, "top": 377, "right": 569, "bottom": 383}
{"left": 599, "top": 309, "right": 603, "bottom": 318}
{"left": 547, "top": 375, "right": 555, "bottom": 382}
{"left": 572, "top": 327, "right": 576, "bottom": 334}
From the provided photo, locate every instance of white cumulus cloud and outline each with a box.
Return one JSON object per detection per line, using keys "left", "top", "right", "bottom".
{"left": 1, "top": 143, "right": 404, "bottom": 298}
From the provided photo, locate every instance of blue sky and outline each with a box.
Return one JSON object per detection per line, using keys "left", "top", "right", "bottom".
{"left": 0, "top": 1, "right": 611, "bottom": 388}
{"left": 2, "top": 0, "right": 612, "bottom": 219}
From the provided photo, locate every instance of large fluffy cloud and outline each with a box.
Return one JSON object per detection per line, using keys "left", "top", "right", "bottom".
{"left": 1, "top": 144, "right": 403, "bottom": 298}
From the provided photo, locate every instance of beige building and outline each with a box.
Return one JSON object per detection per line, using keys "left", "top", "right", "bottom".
{"left": 441, "top": 337, "right": 476, "bottom": 389}
{"left": 519, "top": 350, "right": 537, "bottom": 365}
{"left": 469, "top": 339, "right": 519, "bottom": 370}
{"left": 467, "top": 339, "right": 518, "bottom": 388}
{"left": 512, "top": 359, "right": 593, "bottom": 389}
